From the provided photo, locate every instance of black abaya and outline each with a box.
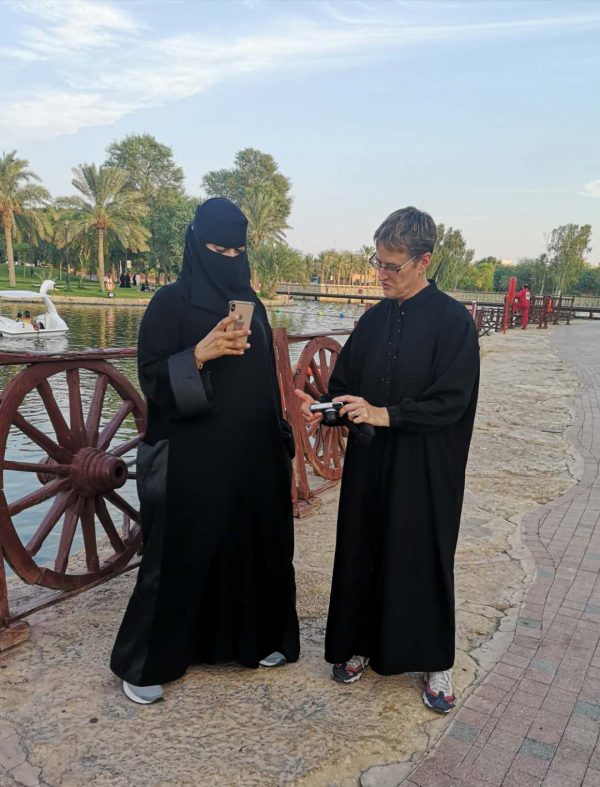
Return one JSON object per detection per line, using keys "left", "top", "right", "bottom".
{"left": 111, "top": 199, "right": 299, "bottom": 685}
{"left": 324, "top": 282, "right": 479, "bottom": 674}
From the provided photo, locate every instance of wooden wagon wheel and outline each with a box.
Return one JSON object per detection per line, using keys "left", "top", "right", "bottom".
{"left": 0, "top": 360, "right": 146, "bottom": 591}
{"left": 293, "top": 337, "right": 347, "bottom": 481}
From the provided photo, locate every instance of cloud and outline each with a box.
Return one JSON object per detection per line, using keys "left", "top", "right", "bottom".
{"left": 2, "top": 1, "right": 600, "bottom": 138}
{"left": 6, "top": 0, "right": 137, "bottom": 60}
{"left": 579, "top": 179, "right": 600, "bottom": 198}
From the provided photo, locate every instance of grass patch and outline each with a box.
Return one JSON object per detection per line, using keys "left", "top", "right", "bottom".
{"left": 0, "top": 265, "right": 153, "bottom": 299}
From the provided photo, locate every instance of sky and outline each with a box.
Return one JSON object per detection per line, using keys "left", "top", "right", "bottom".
{"left": 1, "top": 0, "right": 599, "bottom": 263}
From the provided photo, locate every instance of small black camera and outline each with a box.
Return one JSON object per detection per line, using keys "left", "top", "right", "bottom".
{"left": 309, "top": 400, "right": 343, "bottom": 425}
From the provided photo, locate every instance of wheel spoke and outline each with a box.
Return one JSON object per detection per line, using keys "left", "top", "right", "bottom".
{"left": 8, "top": 477, "right": 69, "bottom": 517}
{"left": 36, "top": 380, "right": 77, "bottom": 451}
{"left": 318, "top": 349, "right": 331, "bottom": 389}
{"left": 106, "top": 491, "right": 139, "bottom": 522}
{"left": 26, "top": 489, "right": 76, "bottom": 556}
{"left": 85, "top": 373, "right": 109, "bottom": 446}
{"left": 95, "top": 496, "right": 125, "bottom": 554}
{"left": 97, "top": 400, "right": 134, "bottom": 452}
{"left": 54, "top": 500, "right": 81, "bottom": 574}
{"left": 2, "top": 460, "right": 70, "bottom": 476}
{"left": 13, "top": 411, "right": 73, "bottom": 464}
{"left": 80, "top": 497, "right": 99, "bottom": 572}
{"left": 66, "top": 369, "right": 86, "bottom": 447}
{"left": 109, "top": 434, "right": 142, "bottom": 458}
{"left": 311, "top": 359, "right": 325, "bottom": 393}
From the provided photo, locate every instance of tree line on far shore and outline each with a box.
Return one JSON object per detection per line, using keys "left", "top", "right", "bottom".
{"left": 0, "top": 135, "right": 597, "bottom": 297}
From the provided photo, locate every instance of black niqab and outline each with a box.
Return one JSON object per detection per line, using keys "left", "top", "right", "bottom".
{"left": 180, "top": 198, "right": 257, "bottom": 314}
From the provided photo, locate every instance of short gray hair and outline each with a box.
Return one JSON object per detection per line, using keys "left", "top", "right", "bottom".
{"left": 374, "top": 207, "right": 436, "bottom": 257}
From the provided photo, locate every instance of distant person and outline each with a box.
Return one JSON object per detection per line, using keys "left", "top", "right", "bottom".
{"left": 296, "top": 206, "right": 480, "bottom": 714}
{"left": 22, "top": 310, "right": 31, "bottom": 324}
{"left": 119, "top": 273, "right": 127, "bottom": 288}
{"left": 132, "top": 273, "right": 137, "bottom": 287}
{"left": 125, "top": 273, "right": 131, "bottom": 288}
{"left": 513, "top": 284, "right": 531, "bottom": 330}
{"left": 15, "top": 311, "right": 22, "bottom": 323}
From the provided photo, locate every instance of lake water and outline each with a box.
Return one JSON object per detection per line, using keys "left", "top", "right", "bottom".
{"left": 0, "top": 300, "right": 365, "bottom": 573}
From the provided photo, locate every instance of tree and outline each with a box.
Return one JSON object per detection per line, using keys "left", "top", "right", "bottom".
{"left": 59, "top": 164, "right": 149, "bottom": 290}
{"left": 146, "top": 190, "right": 196, "bottom": 282}
{"left": 250, "top": 243, "right": 304, "bottom": 297}
{"left": 573, "top": 266, "right": 600, "bottom": 296}
{"left": 546, "top": 223, "right": 592, "bottom": 294}
{"left": 429, "top": 225, "right": 474, "bottom": 290}
{"left": 458, "top": 259, "right": 496, "bottom": 291}
{"left": 202, "top": 148, "right": 292, "bottom": 235}
{"left": 493, "top": 265, "right": 515, "bottom": 292}
{"left": 360, "top": 244, "right": 375, "bottom": 285}
{"left": 243, "top": 184, "right": 289, "bottom": 247}
{"left": 0, "top": 151, "right": 51, "bottom": 287}
{"left": 105, "top": 134, "right": 185, "bottom": 200}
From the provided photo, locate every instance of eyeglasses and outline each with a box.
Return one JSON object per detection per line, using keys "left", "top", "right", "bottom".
{"left": 368, "top": 253, "right": 418, "bottom": 274}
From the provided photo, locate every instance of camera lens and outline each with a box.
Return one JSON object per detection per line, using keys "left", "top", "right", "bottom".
{"left": 231, "top": 303, "right": 236, "bottom": 311}
{"left": 323, "top": 407, "right": 339, "bottom": 426}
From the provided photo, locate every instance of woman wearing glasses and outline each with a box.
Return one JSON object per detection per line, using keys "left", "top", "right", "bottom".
{"left": 296, "top": 207, "right": 480, "bottom": 714}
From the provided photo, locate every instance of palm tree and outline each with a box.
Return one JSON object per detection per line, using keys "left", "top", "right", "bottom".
{"left": 242, "top": 184, "right": 289, "bottom": 289}
{"left": 360, "top": 244, "right": 375, "bottom": 285}
{"left": 60, "top": 164, "right": 149, "bottom": 291}
{"left": 0, "top": 151, "right": 51, "bottom": 287}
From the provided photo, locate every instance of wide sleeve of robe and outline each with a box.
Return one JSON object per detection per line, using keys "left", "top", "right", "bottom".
{"left": 138, "top": 287, "right": 212, "bottom": 424}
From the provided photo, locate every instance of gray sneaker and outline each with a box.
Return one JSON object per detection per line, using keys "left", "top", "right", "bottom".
{"left": 122, "top": 680, "right": 164, "bottom": 705}
{"left": 259, "top": 651, "right": 286, "bottom": 667}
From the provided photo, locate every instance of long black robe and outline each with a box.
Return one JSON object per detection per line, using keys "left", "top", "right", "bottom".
{"left": 111, "top": 200, "right": 299, "bottom": 685}
{"left": 324, "top": 282, "right": 479, "bottom": 674}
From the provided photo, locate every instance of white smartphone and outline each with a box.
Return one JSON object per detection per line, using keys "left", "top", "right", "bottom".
{"left": 226, "top": 300, "right": 255, "bottom": 332}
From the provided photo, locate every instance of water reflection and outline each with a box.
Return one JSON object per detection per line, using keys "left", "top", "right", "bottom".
{"left": 0, "top": 299, "right": 365, "bottom": 571}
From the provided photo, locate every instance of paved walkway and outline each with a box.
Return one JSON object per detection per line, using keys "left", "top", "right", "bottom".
{"left": 402, "top": 322, "right": 600, "bottom": 787}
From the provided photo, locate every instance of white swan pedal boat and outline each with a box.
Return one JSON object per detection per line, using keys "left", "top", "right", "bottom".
{"left": 0, "top": 280, "right": 69, "bottom": 337}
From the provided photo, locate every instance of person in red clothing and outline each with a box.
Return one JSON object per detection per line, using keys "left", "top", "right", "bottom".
{"left": 513, "top": 284, "right": 531, "bottom": 329}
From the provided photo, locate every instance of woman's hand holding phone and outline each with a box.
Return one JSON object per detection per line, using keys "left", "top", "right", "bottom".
{"left": 194, "top": 314, "right": 251, "bottom": 368}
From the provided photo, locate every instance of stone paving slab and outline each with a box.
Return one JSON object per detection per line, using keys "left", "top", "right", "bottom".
{"left": 402, "top": 322, "right": 600, "bottom": 787}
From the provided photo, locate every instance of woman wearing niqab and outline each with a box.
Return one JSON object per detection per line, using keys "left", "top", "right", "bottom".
{"left": 110, "top": 198, "right": 300, "bottom": 702}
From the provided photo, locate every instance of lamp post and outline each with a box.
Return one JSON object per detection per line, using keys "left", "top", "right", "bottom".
{"left": 64, "top": 221, "right": 70, "bottom": 289}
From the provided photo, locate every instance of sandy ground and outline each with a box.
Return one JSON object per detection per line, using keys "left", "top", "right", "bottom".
{"left": 0, "top": 324, "right": 585, "bottom": 787}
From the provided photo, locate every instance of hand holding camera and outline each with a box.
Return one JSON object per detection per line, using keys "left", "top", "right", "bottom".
{"left": 194, "top": 314, "right": 251, "bottom": 368}
{"left": 293, "top": 391, "right": 345, "bottom": 427}
{"left": 308, "top": 400, "right": 343, "bottom": 425}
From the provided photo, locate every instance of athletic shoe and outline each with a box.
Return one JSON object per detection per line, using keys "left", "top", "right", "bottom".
{"left": 122, "top": 680, "right": 163, "bottom": 705}
{"left": 422, "top": 669, "right": 455, "bottom": 714}
{"left": 331, "top": 655, "right": 369, "bottom": 684}
{"left": 259, "top": 651, "right": 286, "bottom": 667}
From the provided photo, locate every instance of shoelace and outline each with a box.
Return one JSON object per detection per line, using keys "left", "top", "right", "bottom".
{"left": 428, "top": 670, "right": 453, "bottom": 696}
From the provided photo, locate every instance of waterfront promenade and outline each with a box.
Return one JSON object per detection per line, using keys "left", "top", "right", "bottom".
{"left": 400, "top": 322, "right": 600, "bottom": 787}
{"left": 0, "top": 323, "right": 599, "bottom": 786}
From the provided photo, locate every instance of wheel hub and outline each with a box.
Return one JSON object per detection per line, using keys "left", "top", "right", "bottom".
{"left": 69, "top": 447, "right": 127, "bottom": 497}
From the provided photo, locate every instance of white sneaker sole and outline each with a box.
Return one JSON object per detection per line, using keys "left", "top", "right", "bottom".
{"left": 259, "top": 654, "right": 286, "bottom": 667}
{"left": 122, "top": 681, "right": 163, "bottom": 705}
